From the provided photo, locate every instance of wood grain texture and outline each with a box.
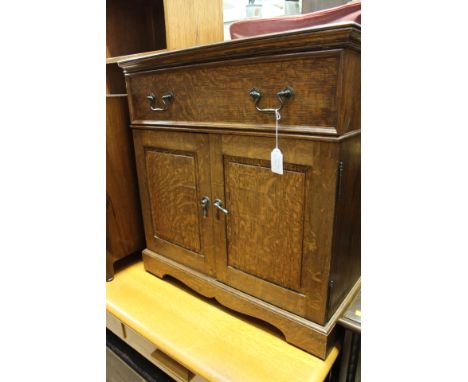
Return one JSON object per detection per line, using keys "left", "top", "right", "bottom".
{"left": 107, "top": 0, "right": 222, "bottom": 59}
{"left": 163, "top": 0, "right": 223, "bottom": 50}
{"left": 131, "top": 123, "right": 357, "bottom": 141}
{"left": 106, "top": 0, "right": 166, "bottom": 58}
{"left": 107, "top": 310, "right": 125, "bottom": 338}
{"left": 118, "top": 22, "right": 360, "bottom": 73}
{"left": 107, "top": 63, "right": 127, "bottom": 95}
{"left": 151, "top": 349, "right": 194, "bottom": 382}
{"left": 124, "top": 24, "right": 361, "bottom": 354}
{"left": 143, "top": 252, "right": 335, "bottom": 360}
{"left": 215, "top": 134, "right": 339, "bottom": 324}
{"left": 108, "top": 316, "right": 197, "bottom": 382}
{"left": 326, "top": 48, "right": 361, "bottom": 319}
{"left": 145, "top": 150, "right": 200, "bottom": 253}
{"left": 224, "top": 157, "right": 306, "bottom": 292}
{"left": 126, "top": 51, "right": 340, "bottom": 132}
{"left": 328, "top": 135, "right": 361, "bottom": 319}
{"left": 336, "top": 49, "right": 361, "bottom": 135}
{"left": 107, "top": 49, "right": 167, "bottom": 65}
{"left": 132, "top": 129, "right": 216, "bottom": 276}
{"left": 106, "top": 96, "right": 145, "bottom": 278}
{"left": 107, "top": 260, "right": 340, "bottom": 381}
{"left": 125, "top": 324, "right": 195, "bottom": 382}
{"left": 106, "top": 0, "right": 225, "bottom": 280}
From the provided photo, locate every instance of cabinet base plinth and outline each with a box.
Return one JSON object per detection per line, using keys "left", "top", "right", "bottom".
{"left": 142, "top": 249, "right": 352, "bottom": 359}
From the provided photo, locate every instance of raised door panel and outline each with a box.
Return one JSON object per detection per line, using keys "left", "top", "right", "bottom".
{"left": 146, "top": 150, "right": 201, "bottom": 253}
{"left": 133, "top": 129, "right": 215, "bottom": 275}
{"left": 224, "top": 157, "right": 306, "bottom": 292}
{"left": 212, "top": 134, "right": 339, "bottom": 324}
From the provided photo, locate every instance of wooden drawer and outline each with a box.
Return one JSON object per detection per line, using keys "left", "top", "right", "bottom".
{"left": 126, "top": 51, "right": 341, "bottom": 134}
{"left": 107, "top": 311, "right": 202, "bottom": 382}
{"left": 106, "top": 309, "right": 124, "bottom": 337}
{"left": 124, "top": 325, "right": 195, "bottom": 382}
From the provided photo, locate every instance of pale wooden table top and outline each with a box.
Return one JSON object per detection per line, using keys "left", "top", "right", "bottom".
{"left": 106, "top": 260, "right": 339, "bottom": 382}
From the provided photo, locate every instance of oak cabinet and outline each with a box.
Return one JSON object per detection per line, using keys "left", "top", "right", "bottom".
{"left": 122, "top": 22, "right": 360, "bottom": 359}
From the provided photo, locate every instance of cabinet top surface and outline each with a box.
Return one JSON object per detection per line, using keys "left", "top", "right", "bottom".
{"left": 106, "top": 260, "right": 339, "bottom": 382}
{"left": 118, "top": 21, "right": 360, "bottom": 73}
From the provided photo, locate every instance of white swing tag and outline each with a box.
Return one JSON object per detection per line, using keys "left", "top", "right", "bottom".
{"left": 271, "top": 109, "right": 283, "bottom": 174}
{"left": 271, "top": 147, "right": 283, "bottom": 174}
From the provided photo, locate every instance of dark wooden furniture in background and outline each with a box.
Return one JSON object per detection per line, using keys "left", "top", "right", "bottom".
{"left": 106, "top": 0, "right": 224, "bottom": 280}
{"left": 120, "top": 22, "right": 360, "bottom": 359}
{"left": 106, "top": 96, "right": 145, "bottom": 280}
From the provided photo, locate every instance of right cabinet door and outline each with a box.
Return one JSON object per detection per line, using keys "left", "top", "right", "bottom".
{"left": 212, "top": 134, "right": 339, "bottom": 324}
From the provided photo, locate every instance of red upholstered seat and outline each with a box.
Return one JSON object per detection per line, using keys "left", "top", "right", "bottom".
{"left": 230, "top": 2, "right": 361, "bottom": 39}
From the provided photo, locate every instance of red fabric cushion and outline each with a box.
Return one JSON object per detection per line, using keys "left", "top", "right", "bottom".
{"left": 230, "top": 2, "right": 361, "bottom": 39}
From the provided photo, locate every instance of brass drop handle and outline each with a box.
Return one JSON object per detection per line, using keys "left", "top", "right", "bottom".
{"left": 146, "top": 91, "right": 174, "bottom": 111}
{"left": 214, "top": 199, "right": 229, "bottom": 218}
{"left": 249, "top": 87, "right": 294, "bottom": 114}
{"left": 200, "top": 196, "right": 210, "bottom": 218}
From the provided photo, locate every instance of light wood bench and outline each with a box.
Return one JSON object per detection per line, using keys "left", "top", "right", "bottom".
{"left": 106, "top": 260, "right": 339, "bottom": 381}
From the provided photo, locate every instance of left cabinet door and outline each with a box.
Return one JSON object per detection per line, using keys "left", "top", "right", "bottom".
{"left": 133, "top": 129, "right": 215, "bottom": 276}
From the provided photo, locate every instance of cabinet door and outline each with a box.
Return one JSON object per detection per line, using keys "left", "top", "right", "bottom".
{"left": 211, "top": 134, "right": 338, "bottom": 324}
{"left": 133, "top": 129, "right": 215, "bottom": 275}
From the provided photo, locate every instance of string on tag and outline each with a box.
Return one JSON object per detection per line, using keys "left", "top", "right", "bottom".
{"left": 275, "top": 109, "right": 281, "bottom": 148}
{"left": 271, "top": 109, "right": 284, "bottom": 175}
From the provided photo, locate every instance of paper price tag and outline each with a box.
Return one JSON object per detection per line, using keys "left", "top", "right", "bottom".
{"left": 271, "top": 147, "right": 283, "bottom": 174}
{"left": 271, "top": 109, "right": 283, "bottom": 175}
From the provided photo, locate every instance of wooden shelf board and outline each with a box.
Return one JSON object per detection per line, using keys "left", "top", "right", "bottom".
{"left": 106, "top": 260, "right": 339, "bottom": 382}
{"left": 106, "top": 49, "right": 168, "bottom": 65}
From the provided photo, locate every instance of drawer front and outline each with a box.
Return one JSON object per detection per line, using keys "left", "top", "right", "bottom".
{"left": 106, "top": 310, "right": 124, "bottom": 338}
{"left": 106, "top": 311, "right": 199, "bottom": 382}
{"left": 126, "top": 51, "right": 341, "bottom": 133}
{"left": 124, "top": 325, "right": 194, "bottom": 382}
